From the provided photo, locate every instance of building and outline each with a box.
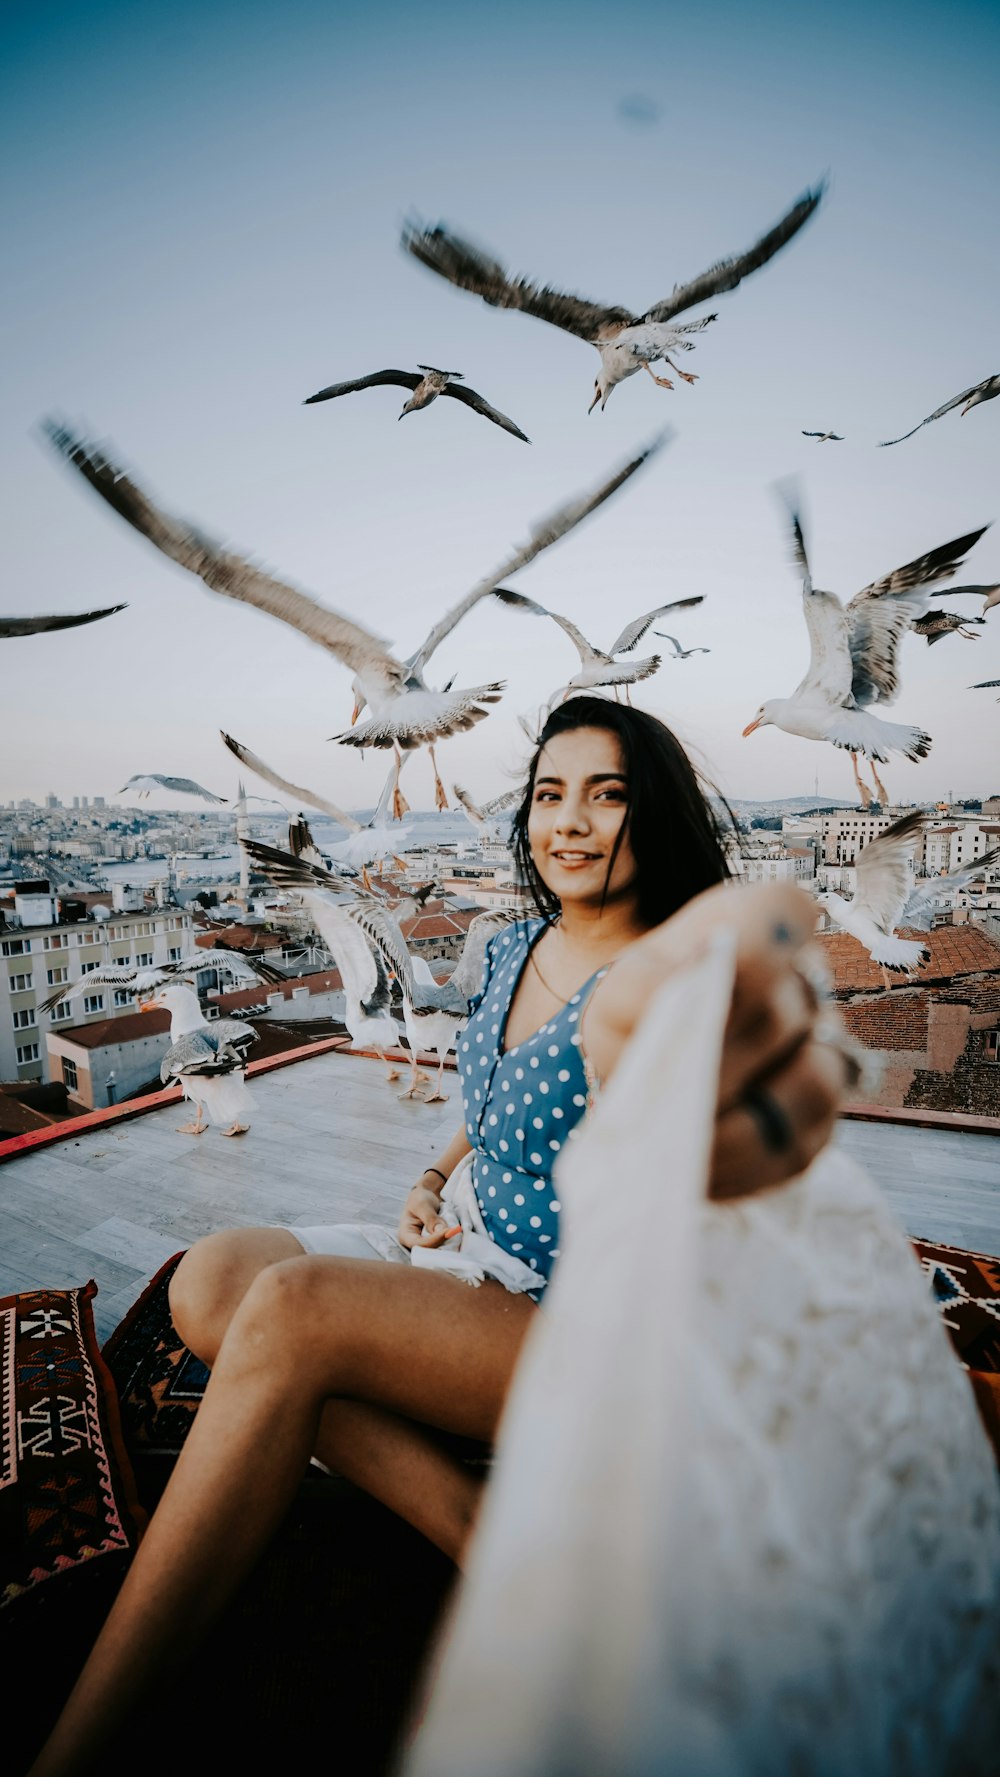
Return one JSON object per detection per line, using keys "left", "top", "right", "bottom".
{"left": 46, "top": 1007, "right": 173, "bottom": 1110}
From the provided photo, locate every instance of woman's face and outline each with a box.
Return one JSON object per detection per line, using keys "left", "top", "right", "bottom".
{"left": 527, "top": 726, "right": 638, "bottom": 911}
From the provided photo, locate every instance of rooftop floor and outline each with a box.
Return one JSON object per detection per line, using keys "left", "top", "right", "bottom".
{"left": 1, "top": 1046, "right": 998, "bottom": 1345}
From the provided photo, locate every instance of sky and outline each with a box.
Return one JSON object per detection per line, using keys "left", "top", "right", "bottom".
{"left": 3, "top": 0, "right": 999, "bottom": 816}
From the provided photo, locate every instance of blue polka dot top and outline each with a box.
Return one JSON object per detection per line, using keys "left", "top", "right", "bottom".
{"left": 460, "top": 918, "right": 606, "bottom": 1294}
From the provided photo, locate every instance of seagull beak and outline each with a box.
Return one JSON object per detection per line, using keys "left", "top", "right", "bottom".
{"left": 138, "top": 999, "right": 157, "bottom": 1012}
{"left": 350, "top": 695, "right": 363, "bottom": 726}
{"left": 588, "top": 386, "right": 602, "bottom": 415}
{"left": 741, "top": 718, "right": 763, "bottom": 738}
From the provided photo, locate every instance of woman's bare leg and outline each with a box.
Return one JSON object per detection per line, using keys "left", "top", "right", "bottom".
{"left": 169, "top": 1230, "right": 488, "bottom": 1559}
{"left": 30, "top": 1256, "right": 534, "bottom": 1775}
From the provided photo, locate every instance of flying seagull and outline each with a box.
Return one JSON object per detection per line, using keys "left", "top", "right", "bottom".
{"left": 818, "top": 810, "right": 930, "bottom": 975}
{"left": 929, "top": 583, "right": 1000, "bottom": 618}
{"left": 402, "top": 183, "right": 824, "bottom": 412}
{"left": 497, "top": 590, "right": 705, "bottom": 699}
{"left": 653, "top": 630, "right": 711, "bottom": 659}
{"left": 0, "top": 603, "right": 126, "bottom": 638}
{"left": 910, "top": 610, "right": 986, "bottom": 645}
{"left": 118, "top": 773, "right": 227, "bottom": 803}
{"left": 44, "top": 421, "right": 662, "bottom": 817}
{"left": 879, "top": 374, "right": 1000, "bottom": 447}
{"left": 452, "top": 784, "right": 520, "bottom": 839}
{"left": 802, "top": 430, "right": 844, "bottom": 442}
{"left": 971, "top": 680, "right": 1000, "bottom": 701}
{"left": 742, "top": 492, "right": 990, "bottom": 805}
{"left": 304, "top": 365, "right": 529, "bottom": 442}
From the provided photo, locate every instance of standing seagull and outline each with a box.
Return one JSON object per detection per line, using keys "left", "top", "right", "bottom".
{"left": 44, "top": 422, "right": 661, "bottom": 818}
{"left": 140, "top": 983, "right": 258, "bottom": 1137}
{"left": 742, "top": 496, "right": 990, "bottom": 804}
{"left": 402, "top": 183, "right": 824, "bottom": 412}
{"left": 653, "top": 630, "right": 711, "bottom": 659}
{"left": 802, "top": 430, "right": 844, "bottom": 442}
{"left": 879, "top": 374, "right": 1000, "bottom": 446}
{"left": 0, "top": 603, "right": 126, "bottom": 637}
{"left": 496, "top": 590, "right": 705, "bottom": 700}
{"left": 304, "top": 366, "right": 529, "bottom": 442}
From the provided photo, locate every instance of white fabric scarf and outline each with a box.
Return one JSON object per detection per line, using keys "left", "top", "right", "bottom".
{"left": 405, "top": 936, "right": 1000, "bottom": 1777}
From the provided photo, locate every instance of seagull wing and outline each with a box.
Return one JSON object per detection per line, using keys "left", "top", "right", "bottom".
{"left": 405, "top": 434, "right": 666, "bottom": 676}
{"left": 879, "top": 380, "right": 995, "bottom": 446}
{"left": 118, "top": 773, "right": 226, "bottom": 803}
{"left": 402, "top": 219, "right": 636, "bottom": 342}
{"left": 489, "top": 588, "right": 597, "bottom": 664}
{"left": 220, "top": 732, "right": 362, "bottom": 830}
{"left": 452, "top": 784, "right": 485, "bottom": 823}
{"left": 902, "top": 849, "right": 1000, "bottom": 929}
{"left": 641, "top": 184, "right": 825, "bottom": 323}
{"left": 852, "top": 527, "right": 990, "bottom": 602}
{"left": 930, "top": 584, "right": 1000, "bottom": 601}
{"left": 775, "top": 497, "right": 856, "bottom": 706}
{"left": 441, "top": 381, "right": 531, "bottom": 442}
{"left": 450, "top": 911, "right": 522, "bottom": 1005}
{"left": 0, "top": 603, "right": 127, "bottom": 638}
{"left": 846, "top": 526, "right": 991, "bottom": 707}
{"left": 971, "top": 679, "right": 1000, "bottom": 689}
{"left": 39, "top": 963, "right": 167, "bottom": 1016}
{"left": 44, "top": 423, "right": 406, "bottom": 692}
{"left": 303, "top": 370, "right": 422, "bottom": 404}
{"left": 607, "top": 597, "right": 705, "bottom": 657}
{"left": 480, "top": 787, "right": 521, "bottom": 817}
{"left": 850, "top": 812, "right": 926, "bottom": 934}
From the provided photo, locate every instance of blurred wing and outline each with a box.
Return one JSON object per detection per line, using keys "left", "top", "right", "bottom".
{"left": 971, "top": 680, "right": 1000, "bottom": 688}
{"left": 118, "top": 773, "right": 226, "bottom": 803}
{"left": 220, "top": 732, "right": 362, "bottom": 830}
{"left": 407, "top": 435, "right": 668, "bottom": 676}
{"left": 491, "top": 588, "right": 596, "bottom": 663}
{"left": 852, "top": 812, "right": 926, "bottom": 933}
{"left": 304, "top": 369, "right": 421, "bottom": 404}
{"left": 480, "top": 787, "right": 521, "bottom": 817}
{"left": 450, "top": 911, "right": 522, "bottom": 1003}
{"left": 607, "top": 597, "right": 704, "bottom": 656}
{"left": 43, "top": 423, "right": 405, "bottom": 690}
{"left": 0, "top": 604, "right": 126, "bottom": 637}
{"left": 852, "top": 527, "right": 990, "bottom": 602}
{"left": 39, "top": 963, "right": 167, "bottom": 1016}
{"left": 642, "top": 184, "right": 825, "bottom": 322}
{"left": 879, "top": 383, "right": 991, "bottom": 446}
{"left": 442, "top": 382, "right": 530, "bottom": 442}
{"left": 402, "top": 219, "right": 636, "bottom": 342}
{"left": 931, "top": 584, "right": 1000, "bottom": 601}
{"left": 902, "top": 849, "right": 1000, "bottom": 929}
{"left": 452, "top": 784, "right": 484, "bottom": 823}
{"left": 346, "top": 900, "right": 418, "bottom": 1002}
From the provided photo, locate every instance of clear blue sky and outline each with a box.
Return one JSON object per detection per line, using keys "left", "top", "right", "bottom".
{"left": 3, "top": 0, "right": 999, "bottom": 811}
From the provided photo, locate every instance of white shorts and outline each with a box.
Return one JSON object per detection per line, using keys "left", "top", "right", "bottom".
{"left": 283, "top": 1223, "right": 411, "bottom": 1265}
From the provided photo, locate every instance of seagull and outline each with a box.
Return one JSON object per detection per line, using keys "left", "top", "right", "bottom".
{"left": 402, "top": 183, "right": 824, "bottom": 412}
{"left": 118, "top": 773, "right": 227, "bottom": 803}
{"left": 802, "top": 430, "right": 844, "bottom": 442}
{"left": 929, "top": 583, "right": 1000, "bottom": 618}
{"left": 139, "top": 983, "right": 258, "bottom": 1136}
{"left": 653, "top": 631, "right": 711, "bottom": 659}
{"left": 971, "top": 680, "right": 1000, "bottom": 701}
{"left": 304, "top": 365, "right": 530, "bottom": 442}
{"left": 44, "top": 422, "right": 661, "bottom": 818}
{"left": 910, "top": 610, "right": 986, "bottom": 645}
{"left": 452, "top": 784, "right": 520, "bottom": 840}
{"left": 742, "top": 494, "right": 990, "bottom": 805}
{"left": 38, "top": 948, "right": 282, "bottom": 1018}
{"left": 879, "top": 374, "right": 1000, "bottom": 446}
{"left": 495, "top": 590, "right": 705, "bottom": 700}
{"left": 0, "top": 603, "right": 127, "bottom": 638}
{"left": 818, "top": 810, "right": 931, "bottom": 975}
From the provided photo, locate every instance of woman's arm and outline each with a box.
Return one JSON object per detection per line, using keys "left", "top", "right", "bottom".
{"left": 582, "top": 882, "right": 850, "bottom": 1202}
{"left": 397, "top": 1124, "right": 473, "bottom": 1248}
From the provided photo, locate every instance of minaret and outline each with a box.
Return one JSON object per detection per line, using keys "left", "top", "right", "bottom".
{"left": 235, "top": 780, "right": 250, "bottom": 903}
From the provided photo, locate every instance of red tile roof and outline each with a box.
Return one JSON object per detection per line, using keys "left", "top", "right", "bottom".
{"left": 818, "top": 922, "right": 1000, "bottom": 994}
{"left": 215, "top": 972, "right": 344, "bottom": 1011}
{"left": 195, "top": 924, "right": 277, "bottom": 953}
{"left": 55, "top": 1008, "right": 172, "bottom": 1050}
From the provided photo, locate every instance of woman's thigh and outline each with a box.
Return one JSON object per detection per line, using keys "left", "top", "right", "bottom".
{"left": 239, "top": 1255, "right": 540, "bottom": 1443}
{"left": 169, "top": 1226, "right": 309, "bottom": 1360}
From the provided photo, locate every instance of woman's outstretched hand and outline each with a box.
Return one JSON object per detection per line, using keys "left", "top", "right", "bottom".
{"left": 585, "top": 882, "right": 856, "bottom": 1202}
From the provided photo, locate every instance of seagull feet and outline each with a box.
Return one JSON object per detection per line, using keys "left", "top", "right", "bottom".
{"left": 678, "top": 371, "right": 699, "bottom": 384}
{"left": 221, "top": 1123, "right": 250, "bottom": 1138}
{"left": 420, "top": 1093, "right": 449, "bottom": 1105}
{"left": 392, "top": 788, "right": 410, "bottom": 820}
{"left": 384, "top": 1067, "right": 401, "bottom": 1083}
{"left": 651, "top": 373, "right": 674, "bottom": 389}
{"left": 399, "top": 1075, "right": 431, "bottom": 1100}
{"left": 176, "top": 1121, "right": 206, "bottom": 1136}
{"left": 871, "top": 766, "right": 889, "bottom": 806}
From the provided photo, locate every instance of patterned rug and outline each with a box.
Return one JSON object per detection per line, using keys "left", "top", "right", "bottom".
{"left": 911, "top": 1238, "right": 1000, "bottom": 1460}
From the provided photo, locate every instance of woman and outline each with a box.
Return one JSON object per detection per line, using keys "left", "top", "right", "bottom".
{"left": 30, "top": 698, "right": 851, "bottom": 1775}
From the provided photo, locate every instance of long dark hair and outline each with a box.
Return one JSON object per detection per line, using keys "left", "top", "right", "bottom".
{"left": 510, "top": 696, "right": 736, "bottom": 928}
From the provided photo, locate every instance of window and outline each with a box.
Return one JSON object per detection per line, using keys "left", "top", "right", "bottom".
{"left": 16, "top": 1042, "right": 40, "bottom": 1065}
{"left": 81, "top": 960, "right": 101, "bottom": 975}
{"left": 83, "top": 994, "right": 104, "bottom": 1014}
{"left": 43, "top": 933, "right": 67, "bottom": 951}
{"left": 49, "top": 1002, "right": 73, "bottom": 1022}
{"left": 11, "top": 1008, "right": 36, "bottom": 1030}
{"left": 9, "top": 972, "right": 32, "bottom": 992}
{"left": 113, "top": 989, "right": 131, "bottom": 1008}
{"left": 984, "top": 1031, "right": 1000, "bottom": 1064}
{"left": 62, "top": 1057, "right": 79, "bottom": 1091}
{"left": 109, "top": 923, "right": 126, "bottom": 941}
{"left": 168, "top": 946, "right": 182, "bottom": 963}
{"left": 46, "top": 966, "right": 69, "bottom": 986}
{"left": 1, "top": 938, "right": 29, "bottom": 956}
{"left": 135, "top": 951, "right": 154, "bottom": 968}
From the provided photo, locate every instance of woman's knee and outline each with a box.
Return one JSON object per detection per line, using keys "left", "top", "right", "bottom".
{"left": 169, "top": 1227, "right": 304, "bottom": 1361}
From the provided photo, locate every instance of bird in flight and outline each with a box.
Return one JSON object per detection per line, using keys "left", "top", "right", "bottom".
{"left": 971, "top": 680, "right": 1000, "bottom": 702}
{"left": 43, "top": 420, "right": 662, "bottom": 819}
{"left": 879, "top": 374, "right": 1000, "bottom": 446}
{"left": 118, "top": 773, "right": 227, "bottom": 803}
{"left": 403, "top": 183, "right": 824, "bottom": 413}
{"left": 818, "top": 811, "right": 930, "bottom": 976}
{"left": 497, "top": 590, "right": 705, "bottom": 700}
{"left": 653, "top": 630, "right": 710, "bottom": 659}
{"left": 742, "top": 490, "right": 989, "bottom": 805}
{"left": 0, "top": 603, "right": 126, "bottom": 638}
{"left": 802, "top": 430, "right": 844, "bottom": 442}
{"left": 910, "top": 610, "right": 986, "bottom": 645}
{"left": 304, "top": 365, "right": 529, "bottom": 442}
{"left": 928, "top": 582, "right": 1000, "bottom": 619}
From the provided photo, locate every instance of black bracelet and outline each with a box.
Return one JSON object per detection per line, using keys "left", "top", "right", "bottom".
{"left": 423, "top": 1166, "right": 447, "bottom": 1187}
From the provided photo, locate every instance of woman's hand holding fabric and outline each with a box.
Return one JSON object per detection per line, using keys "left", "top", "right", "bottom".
{"left": 397, "top": 1182, "right": 455, "bottom": 1250}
